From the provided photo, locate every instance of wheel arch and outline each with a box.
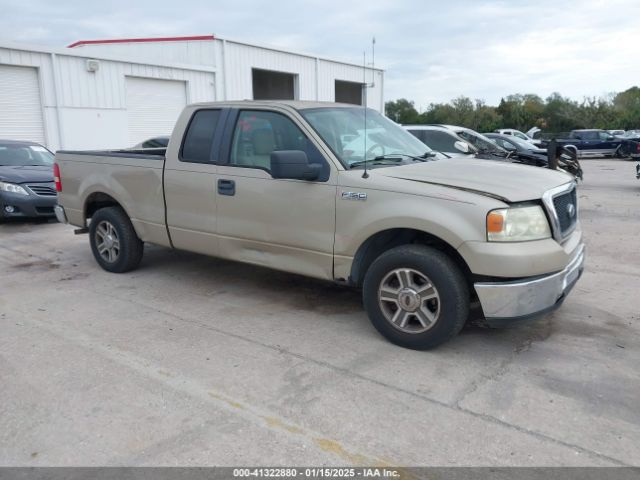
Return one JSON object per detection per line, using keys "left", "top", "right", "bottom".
{"left": 83, "top": 191, "right": 129, "bottom": 221}
{"left": 348, "top": 228, "right": 473, "bottom": 289}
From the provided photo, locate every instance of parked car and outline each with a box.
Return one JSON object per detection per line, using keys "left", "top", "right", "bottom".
{"left": 407, "top": 126, "right": 582, "bottom": 178}
{"left": 616, "top": 131, "right": 640, "bottom": 159}
{"left": 403, "top": 125, "right": 475, "bottom": 156}
{"left": 133, "top": 136, "right": 170, "bottom": 149}
{"left": 483, "top": 133, "right": 548, "bottom": 166}
{"left": 54, "top": 101, "right": 584, "bottom": 350}
{"left": 607, "top": 129, "right": 625, "bottom": 137}
{"left": 405, "top": 125, "right": 514, "bottom": 160}
{"left": 0, "top": 140, "right": 57, "bottom": 220}
{"left": 494, "top": 128, "right": 543, "bottom": 147}
{"left": 544, "top": 129, "right": 622, "bottom": 158}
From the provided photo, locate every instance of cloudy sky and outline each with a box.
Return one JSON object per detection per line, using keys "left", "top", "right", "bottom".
{"left": 1, "top": 0, "right": 639, "bottom": 109}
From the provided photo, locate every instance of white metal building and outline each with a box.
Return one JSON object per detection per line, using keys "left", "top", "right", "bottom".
{"left": 0, "top": 35, "right": 384, "bottom": 151}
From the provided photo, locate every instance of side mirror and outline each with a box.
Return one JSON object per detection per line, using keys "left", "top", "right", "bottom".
{"left": 503, "top": 144, "right": 517, "bottom": 152}
{"left": 454, "top": 141, "right": 470, "bottom": 153}
{"left": 270, "top": 150, "right": 321, "bottom": 181}
{"left": 607, "top": 135, "right": 615, "bottom": 141}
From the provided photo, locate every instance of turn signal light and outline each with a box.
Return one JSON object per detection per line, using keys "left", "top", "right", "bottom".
{"left": 486, "top": 211, "right": 504, "bottom": 233}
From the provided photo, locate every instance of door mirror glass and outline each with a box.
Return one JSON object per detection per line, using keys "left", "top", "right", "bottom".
{"left": 271, "top": 150, "right": 321, "bottom": 181}
{"left": 454, "top": 141, "right": 470, "bottom": 153}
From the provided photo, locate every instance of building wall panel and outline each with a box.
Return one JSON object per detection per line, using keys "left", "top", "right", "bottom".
{"left": 73, "top": 40, "right": 218, "bottom": 68}
{"left": 0, "top": 44, "right": 215, "bottom": 150}
{"left": 222, "top": 42, "right": 318, "bottom": 101}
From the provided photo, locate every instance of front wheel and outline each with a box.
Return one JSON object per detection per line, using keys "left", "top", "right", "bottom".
{"left": 363, "top": 245, "right": 469, "bottom": 350}
{"left": 89, "top": 206, "right": 144, "bottom": 273}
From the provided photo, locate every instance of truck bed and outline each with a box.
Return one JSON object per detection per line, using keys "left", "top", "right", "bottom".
{"left": 55, "top": 148, "right": 170, "bottom": 247}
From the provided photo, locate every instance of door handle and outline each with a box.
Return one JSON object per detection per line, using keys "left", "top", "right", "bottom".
{"left": 218, "top": 179, "right": 235, "bottom": 196}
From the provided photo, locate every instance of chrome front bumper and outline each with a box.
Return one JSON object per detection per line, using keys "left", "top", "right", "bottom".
{"left": 54, "top": 205, "right": 68, "bottom": 224}
{"left": 474, "top": 243, "right": 585, "bottom": 323}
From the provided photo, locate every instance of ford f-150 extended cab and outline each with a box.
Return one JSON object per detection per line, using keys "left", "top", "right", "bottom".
{"left": 54, "top": 101, "right": 585, "bottom": 349}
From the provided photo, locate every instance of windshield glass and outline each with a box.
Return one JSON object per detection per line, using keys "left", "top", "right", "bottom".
{"left": 0, "top": 144, "right": 54, "bottom": 166}
{"left": 300, "top": 107, "right": 433, "bottom": 167}
{"left": 457, "top": 129, "right": 506, "bottom": 154}
{"left": 513, "top": 131, "right": 530, "bottom": 141}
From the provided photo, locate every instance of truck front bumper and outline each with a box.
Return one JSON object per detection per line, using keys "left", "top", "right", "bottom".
{"left": 474, "top": 243, "right": 585, "bottom": 325}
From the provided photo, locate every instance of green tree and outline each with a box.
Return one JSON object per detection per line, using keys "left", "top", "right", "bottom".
{"left": 613, "top": 87, "right": 640, "bottom": 129}
{"left": 385, "top": 99, "right": 419, "bottom": 124}
{"left": 384, "top": 85, "right": 640, "bottom": 135}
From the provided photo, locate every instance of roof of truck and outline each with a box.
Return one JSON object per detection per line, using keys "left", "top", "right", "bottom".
{"left": 189, "top": 100, "right": 364, "bottom": 110}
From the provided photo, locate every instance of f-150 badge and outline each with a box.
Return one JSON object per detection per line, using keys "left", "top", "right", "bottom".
{"left": 341, "top": 191, "right": 367, "bottom": 201}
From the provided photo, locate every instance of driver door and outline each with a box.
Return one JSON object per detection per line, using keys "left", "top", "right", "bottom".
{"left": 215, "top": 108, "right": 338, "bottom": 280}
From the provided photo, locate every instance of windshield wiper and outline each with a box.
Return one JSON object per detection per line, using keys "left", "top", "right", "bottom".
{"left": 349, "top": 156, "right": 405, "bottom": 169}
{"left": 349, "top": 151, "right": 442, "bottom": 169}
{"left": 429, "top": 150, "right": 451, "bottom": 159}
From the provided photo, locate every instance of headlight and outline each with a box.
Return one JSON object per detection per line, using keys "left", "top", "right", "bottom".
{"left": 487, "top": 205, "right": 551, "bottom": 242}
{"left": 0, "top": 181, "right": 29, "bottom": 196}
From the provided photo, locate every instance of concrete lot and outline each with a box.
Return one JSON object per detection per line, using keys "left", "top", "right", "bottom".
{"left": 1, "top": 159, "right": 639, "bottom": 467}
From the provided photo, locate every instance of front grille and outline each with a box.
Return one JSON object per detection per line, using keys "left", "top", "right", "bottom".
{"left": 27, "top": 184, "right": 57, "bottom": 196}
{"left": 552, "top": 187, "right": 578, "bottom": 236}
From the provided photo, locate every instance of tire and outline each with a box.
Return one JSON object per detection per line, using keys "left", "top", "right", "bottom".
{"left": 363, "top": 244, "right": 469, "bottom": 350}
{"left": 89, "top": 206, "right": 143, "bottom": 273}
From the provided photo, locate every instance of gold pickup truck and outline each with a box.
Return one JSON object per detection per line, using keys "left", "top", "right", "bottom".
{"left": 54, "top": 101, "right": 584, "bottom": 349}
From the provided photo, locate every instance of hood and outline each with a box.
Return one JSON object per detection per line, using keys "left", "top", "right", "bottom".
{"left": 0, "top": 165, "right": 54, "bottom": 184}
{"left": 375, "top": 157, "right": 572, "bottom": 203}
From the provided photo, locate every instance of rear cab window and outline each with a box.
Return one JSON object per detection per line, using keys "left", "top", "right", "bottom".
{"left": 180, "top": 109, "right": 222, "bottom": 163}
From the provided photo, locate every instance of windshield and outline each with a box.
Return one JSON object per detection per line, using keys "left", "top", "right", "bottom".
{"left": 513, "top": 131, "right": 531, "bottom": 141}
{"left": 300, "top": 107, "right": 433, "bottom": 167}
{"left": 457, "top": 129, "right": 506, "bottom": 154}
{"left": 0, "top": 144, "right": 54, "bottom": 166}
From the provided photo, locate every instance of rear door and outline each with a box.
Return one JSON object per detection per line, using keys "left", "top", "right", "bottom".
{"left": 215, "top": 108, "right": 337, "bottom": 280}
{"left": 577, "top": 130, "right": 598, "bottom": 152}
{"left": 0, "top": 65, "right": 45, "bottom": 144}
{"left": 164, "top": 108, "right": 227, "bottom": 256}
{"left": 596, "top": 130, "right": 618, "bottom": 154}
{"left": 126, "top": 77, "right": 187, "bottom": 147}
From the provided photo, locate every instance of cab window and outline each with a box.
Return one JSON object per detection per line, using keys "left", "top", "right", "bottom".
{"left": 229, "top": 110, "right": 327, "bottom": 175}
{"left": 181, "top": 110, "right": 221, "bottom": 163}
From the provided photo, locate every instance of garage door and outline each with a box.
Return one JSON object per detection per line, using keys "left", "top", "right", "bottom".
{"left": 126, "top": 77, "right": 187, "bottom": 147}
{"left": 0, "top": 65, "right": 45, "bottom": 144}
{"left": 335, "top": 80, "right": 363, "bottom": 105}
{"left": 252, "top": 69, "right": 296, "bottom": 100}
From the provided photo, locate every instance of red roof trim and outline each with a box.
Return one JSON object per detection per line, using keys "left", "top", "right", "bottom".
{"left": 67, "top": 35, "right": 215, "bottom": 48}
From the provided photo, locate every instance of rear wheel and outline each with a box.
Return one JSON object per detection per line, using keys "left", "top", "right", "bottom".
{"left": 89, "top": 206, "right": 143, "bottom": 273}
{"left": 363, "top": 244, "right": 469, "bottom": 349}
